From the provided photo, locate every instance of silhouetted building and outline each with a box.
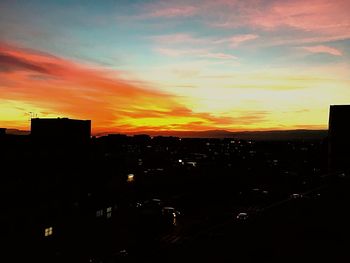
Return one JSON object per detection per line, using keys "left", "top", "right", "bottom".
{"left": 328, "top": 105, "right": 350, "bottom": 172}
{"left": 0, "top": 128, "right": 6, "bottom": 136}
{"left": 31, "top": 117, "right": 91, "bottom": 143}
{"left": 31, "top": 118, "right": 91, "bottom": 159}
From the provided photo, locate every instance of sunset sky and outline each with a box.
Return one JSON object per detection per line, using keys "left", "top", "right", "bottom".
{"left": 1, "top": 0, "right": 349, "bottom": 134}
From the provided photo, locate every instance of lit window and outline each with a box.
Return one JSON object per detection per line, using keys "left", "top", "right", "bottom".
{"left": 127, "top": 174, "right": 135, "bottom": 183}
{"left": 96, "top": 209, "right": 103, "bottom": 217}
{"left": 44, "top": 227, "right": 53, "bottom": 237}
{"left": 106, "top": 207, "right": 112, "bottom": 213}
{"left": 107, "top": 212, "right": 112, "bottom": 219}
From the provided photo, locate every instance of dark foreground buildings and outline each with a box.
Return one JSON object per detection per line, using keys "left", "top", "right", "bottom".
{"left": 3, "top": 110, "right": 350, "bottom": 262}
{"left": 328, "top": 105, "right": 350, "bottom": 172}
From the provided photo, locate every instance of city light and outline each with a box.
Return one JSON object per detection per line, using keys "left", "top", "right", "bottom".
{"left": 127, "top": 174, "right": 135, "bottom": 183}
{"left": 44, "top": 227, "right": 53, "bottom": 237}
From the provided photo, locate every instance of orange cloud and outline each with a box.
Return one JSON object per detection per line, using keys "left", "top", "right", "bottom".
{"left": 302, "top": 45, "right": 342, "bottom": 56}
{"left": 0, "top": 41, "right": 265, "bottom": 133}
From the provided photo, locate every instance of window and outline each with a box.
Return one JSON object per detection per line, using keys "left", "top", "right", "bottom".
{"left": 127, "top": 174, "right": 135, "bottom": 183}
{"left": 96, "top": 209, "right": 103, "bottom": 217}
{"left": 44, "top": 227, "right": 53, "bottom": 237}
{"left": 106, "top": 207, "right": 112, "bottom": 213}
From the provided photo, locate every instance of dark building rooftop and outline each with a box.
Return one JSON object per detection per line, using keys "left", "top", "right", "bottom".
{"left": 0, "top": 128, "right": 6, "bottom": 136}
{"left": 329, "top": 105, "right": 350, "bottom": 134}
{"left": 31, "top": 118, "right": 91, "bottom": 139}
{"left": 328, "top": 105, "right": 350, "bottom": 172}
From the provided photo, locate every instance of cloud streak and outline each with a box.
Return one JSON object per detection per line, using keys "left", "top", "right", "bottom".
{"left": 147, "top": 6, "right": 197, "bottom": 18}
{"left": 153, "top": 33, "right": 259, "bottom": 48}
{"left": 302, "top": 45, "right": 342, "bottom": 56}
{"left": 0, "top": 53, "right": 49, "bottom": 73}
{"left": 228, "top": 34, "right": 259, "bottom": 47}
{"left": 151, "top": 33, "right": 204, "bottom": 44}
{"left": 156, "top": 47, "right": 237, "bottom": 60}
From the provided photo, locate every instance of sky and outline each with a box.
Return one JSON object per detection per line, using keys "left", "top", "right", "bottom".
{"left": 0, "top": 0, "right": 350, "bottom": 134}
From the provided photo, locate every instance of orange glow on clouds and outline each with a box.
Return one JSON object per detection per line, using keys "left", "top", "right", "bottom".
{"left": 0, "top": 42, "right": 252, "bottom": 133}
{"left": 1, "top": 0, "right": 349, "bottom": 134}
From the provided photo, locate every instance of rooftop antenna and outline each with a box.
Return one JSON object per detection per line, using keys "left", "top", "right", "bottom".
{"left": 28, "top": 112, "right": 38, "bottom": 121}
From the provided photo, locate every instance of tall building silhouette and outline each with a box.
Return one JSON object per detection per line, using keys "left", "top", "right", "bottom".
{"left": 328, "top": 105, "right": 350, "bottom": 172}
{"left": 31, "top": 117, "right": 91, "bottom": 143}
{"left": 0, "top": 128, "right": 6, "bottom": 136}
{"left": 31, "top": 118, "right": 91, "bottom": 159}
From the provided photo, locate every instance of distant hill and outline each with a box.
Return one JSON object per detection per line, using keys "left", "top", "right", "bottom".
{"left": 232, "top": 129, "right": 328, "bottom": 141}
{"left": 5, "top": 129, "right": 30, "bottom": 135}
{"left": 111, "top": 129, "right": 328, "bottom": 141}
{"left": 7, "top": 128, "right": 327, "bottom": 141}
{"left": 125, "top": 130, "right": 235, "bottom": 138}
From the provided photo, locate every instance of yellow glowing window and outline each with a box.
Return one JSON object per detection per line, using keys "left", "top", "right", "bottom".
{"left": 44, "top": 227, "right": 53, "bottom": 237}
{"left": 127, "top": 174, "right": 135, "bottom": 183}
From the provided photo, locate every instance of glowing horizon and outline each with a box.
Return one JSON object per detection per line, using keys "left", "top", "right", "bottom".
{"left": 1, "top": 0, "right": 349, "bottom": 133}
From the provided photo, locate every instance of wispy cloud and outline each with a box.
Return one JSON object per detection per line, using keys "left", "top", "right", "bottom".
{"left": 142, "top": 4, "right": 197, "bottom": 18}
{"left": 155, "top": 47, "right": 237, "bottom": 60}
{"left": 200, "top": 52, "right": 237, "bottom": 60}
{"left": 155, "top": 47, "right": 203, "bottom": 57}
{"left": 151, "top": 33, "right": 204, "bottom": 44}
{"left": 214, "top": 34, "right": 259, "bottom": 47}
{"left": 228, "top": 34, "right": 259, "bottom": 47}
{"left": 302, "top": 45, "right": 342, "bottom": 56}
{"left": 153, "top": 33, "right": 259, "bottom": 48}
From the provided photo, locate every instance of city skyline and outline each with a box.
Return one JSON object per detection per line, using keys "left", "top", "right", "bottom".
{"left": 1, "top": 0, "right": 350, "bottom": 133}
